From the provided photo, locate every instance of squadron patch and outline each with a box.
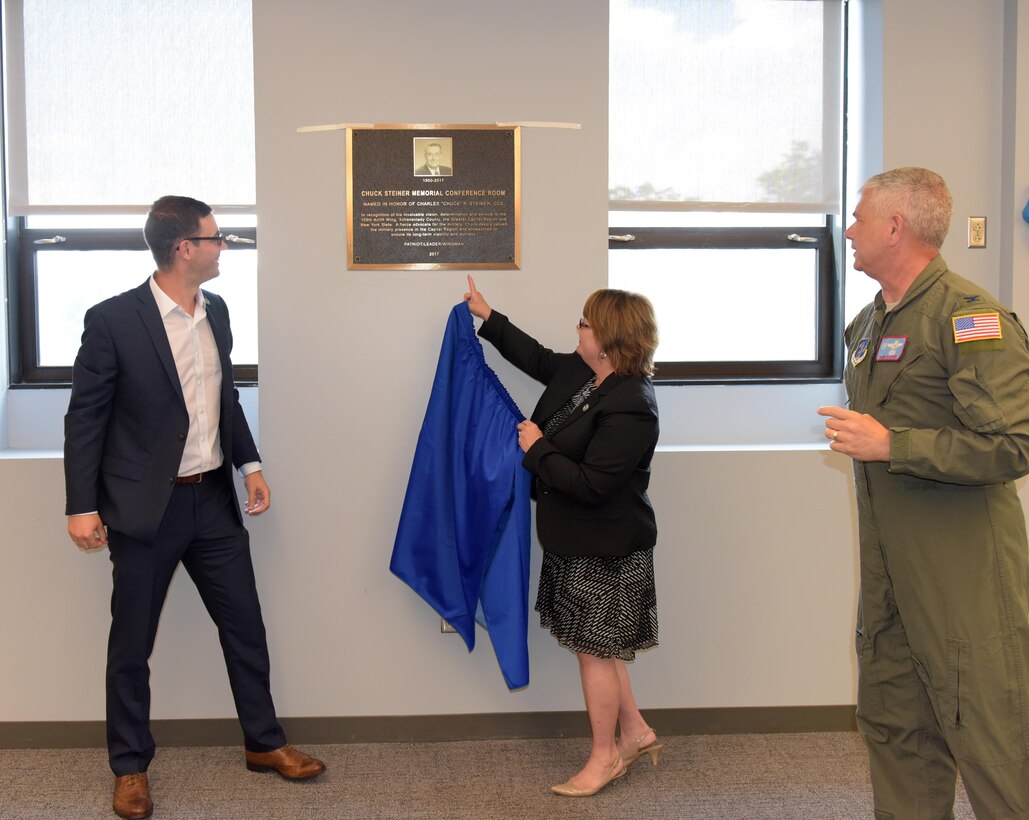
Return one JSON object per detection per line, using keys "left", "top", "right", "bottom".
{"left": 953, "top": 312, "right": 1002, "bottom": 343}
{"left": 850, "top": 338, "right": 870, "bottom": 366}
{"left": 875, "top": 337, "right": 908, "bottom": 362}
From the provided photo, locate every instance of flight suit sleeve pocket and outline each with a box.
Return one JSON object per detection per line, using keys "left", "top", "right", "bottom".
{"left": 948, "top": 367, "right": 1007, "bottom": 433}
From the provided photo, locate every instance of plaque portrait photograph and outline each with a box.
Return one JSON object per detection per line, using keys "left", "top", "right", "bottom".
{"left": 346, "top": 125, "right": 521, "bottom": 270}
{"left": 413, "top": 137, "right": 453, "bottom": 177}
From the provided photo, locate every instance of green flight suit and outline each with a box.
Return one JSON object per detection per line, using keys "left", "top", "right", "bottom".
{"left": 845, "top": 255, "right": 1029, "bottom": 820}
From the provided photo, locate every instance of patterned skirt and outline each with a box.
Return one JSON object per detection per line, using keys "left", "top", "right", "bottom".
{"left": 535, "top": 548, "right": 658, "bottom": 661}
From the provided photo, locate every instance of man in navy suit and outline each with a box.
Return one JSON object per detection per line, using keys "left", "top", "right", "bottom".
{"left": 65, "top": 196, "right": 325, "bottom": 819}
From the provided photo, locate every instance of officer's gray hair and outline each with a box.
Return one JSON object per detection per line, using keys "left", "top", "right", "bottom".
{"left": 861, "top": 167, "right": 953, "bottom": 251}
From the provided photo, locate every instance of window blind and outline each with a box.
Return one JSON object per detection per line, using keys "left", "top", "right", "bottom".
{"left": 610, "top": 0, "right": 843, "bottom": 213}
{"left": 5, "top": 0, "right": 255, "bottom": 214}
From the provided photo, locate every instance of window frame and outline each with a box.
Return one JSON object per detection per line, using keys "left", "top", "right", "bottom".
{"left": 6, "top": 218, "right": 258, "bottom": 387}
{"left": 608, "top": 222, "right": 841, "bottom": 384}
{"left": 608, "top": 0, "right": 848, "bottom": 386}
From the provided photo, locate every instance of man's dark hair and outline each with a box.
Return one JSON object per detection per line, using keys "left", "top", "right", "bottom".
{"left": 144, "top": 195, "right": 213, "bottom": 268}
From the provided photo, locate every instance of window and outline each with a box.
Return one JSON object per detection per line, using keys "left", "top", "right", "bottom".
{"left": 3, "top": 0, "right": 257, "bottom": 386}
{"left": 10, "top": 216, "right": 257, "bottom": 385}
{"left": 609, "top": 0, "right": 845, "bottom": 382}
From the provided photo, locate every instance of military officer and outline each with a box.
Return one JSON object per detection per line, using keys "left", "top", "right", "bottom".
{"left": 819, "top": 167, "right": 1029, "bottom": 819}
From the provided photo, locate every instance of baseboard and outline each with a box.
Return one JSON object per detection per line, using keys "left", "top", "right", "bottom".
{"left": 0, "top": 706, "right": 856, "bottom": 749}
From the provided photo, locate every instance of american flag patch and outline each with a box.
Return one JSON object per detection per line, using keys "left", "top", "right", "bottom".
{"left": 952, "top": 312, "right": 1002, "bottom": 343}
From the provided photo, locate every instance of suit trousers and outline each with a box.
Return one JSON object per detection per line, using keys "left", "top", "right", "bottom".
{"left": 105, "top": 469, "right": 285, "bottom": 775}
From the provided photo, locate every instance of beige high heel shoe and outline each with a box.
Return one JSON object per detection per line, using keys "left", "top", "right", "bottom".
{"left": 550, "top": 755, "right": 626, "bottom": 797}
{"left": 621, "top": 728, "right": 665, "bottom": 767}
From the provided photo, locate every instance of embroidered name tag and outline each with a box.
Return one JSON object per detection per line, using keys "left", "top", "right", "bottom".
{"left": 953, "top": 312, "right": 1002, "bottom": 343}
{"left": 875, "top": 337, "right": 908, "bottom": 362}
{"left": 851, "top": 338, "right": 870, "bottom": 366}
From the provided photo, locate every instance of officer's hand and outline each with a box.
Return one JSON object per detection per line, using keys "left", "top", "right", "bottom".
{"left": 818, "top": 406, "right": 891, "bottom": 462}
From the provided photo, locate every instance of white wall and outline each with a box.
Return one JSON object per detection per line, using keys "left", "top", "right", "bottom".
{"left": 882, "top": 0, "right": 1006, "bottom": 293}
{"left": 1006, "top": 0, "right": 1029, "bottom": 320}
{"left": 2, "top": 0, "right": 1027, "bottom": 726}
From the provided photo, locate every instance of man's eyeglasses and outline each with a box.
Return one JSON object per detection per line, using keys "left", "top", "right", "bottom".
{"left": 185, "top": 233, "right": 226, "bottom": 244}
{"left": 577, "top": 317, "right": 591, "bottom": 330}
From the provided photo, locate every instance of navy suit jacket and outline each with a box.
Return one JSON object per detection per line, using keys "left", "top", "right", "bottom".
{"left": 478, "top": 310, "right": 659, "bottom": 557}
{"left": 64, "top": 278, "right": 258, "bottom": 544}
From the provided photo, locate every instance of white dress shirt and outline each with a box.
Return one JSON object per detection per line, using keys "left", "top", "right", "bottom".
{"left": 149, "top": 276, "right": 260, "bottom": 479}
{"left": 149, "top": 276, "right": 225, "bottom": 477}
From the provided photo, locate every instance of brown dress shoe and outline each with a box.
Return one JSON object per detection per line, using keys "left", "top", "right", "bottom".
{"left": 245, "top": 744, "right": 326, "bottom": 780}
{"left": 112, "top": 772, "right": 153, "bottom": 819}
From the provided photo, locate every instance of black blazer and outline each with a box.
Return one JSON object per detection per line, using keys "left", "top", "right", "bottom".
{"left": 479, "top": 310, "right": 659, "bottom": 557}
{"left": 64, "top": 279, "right": 259, "bottom": 544}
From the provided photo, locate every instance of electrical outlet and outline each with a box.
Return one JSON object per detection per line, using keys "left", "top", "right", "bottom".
{"left": 968, "top": 216, "right": 986, "bottom": 248}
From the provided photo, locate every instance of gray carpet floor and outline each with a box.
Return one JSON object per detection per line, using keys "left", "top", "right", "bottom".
{"left": 0, "top": 732, "right": 975, "bottom": 819}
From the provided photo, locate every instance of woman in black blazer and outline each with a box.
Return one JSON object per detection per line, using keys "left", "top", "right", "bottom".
{"left": 465, "top": 276, "right": 664, "bottom": 797}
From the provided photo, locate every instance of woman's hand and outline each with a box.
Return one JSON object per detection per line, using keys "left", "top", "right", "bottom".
{"left": 517, "top": 420, "right": 543, "bottom": 453}
{"left": 464, "top": 275, "right": 492, "bottom": 321}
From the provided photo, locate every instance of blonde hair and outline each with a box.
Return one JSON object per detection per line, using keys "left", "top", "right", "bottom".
{"left": 861, "top": 167, "right": 953, "bottom": 250}
{"left": 583, "top": 289, "right": 658, "bottom": 377}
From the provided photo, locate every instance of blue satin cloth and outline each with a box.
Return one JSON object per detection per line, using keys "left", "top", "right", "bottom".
{"left": 390, "top": 304, "right": 532, "bottom": 689}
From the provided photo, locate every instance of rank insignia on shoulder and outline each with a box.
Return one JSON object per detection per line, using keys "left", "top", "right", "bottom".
{"left": 963, "top": 295, "right": 982, "bottom": 303}
{"left": 875, "top": 336, "right": 908, "bottom": 362}
{"left": 850, "top": 338, "right": 870, "bottom": 366}
{"left": 953, "top": 311, "right": 1002, "bottom": 343}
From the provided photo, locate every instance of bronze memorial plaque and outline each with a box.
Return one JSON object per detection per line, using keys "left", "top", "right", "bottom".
{"left": 346, "top": 125, "right": 520, "bottom": 270}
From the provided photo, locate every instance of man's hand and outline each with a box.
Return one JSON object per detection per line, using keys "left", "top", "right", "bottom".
{"left": 817, "top": 406, "right": 891, "bottom": 462}
{"left": 68, "top": 513, "right": 108, "bottom": 552}
{"left": 243, "top": 471, "right": 271, "bottom": 516}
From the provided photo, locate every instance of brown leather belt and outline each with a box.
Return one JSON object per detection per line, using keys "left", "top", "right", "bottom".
{"left": 174, "top": 470, "right": 214, "bottom": 484}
